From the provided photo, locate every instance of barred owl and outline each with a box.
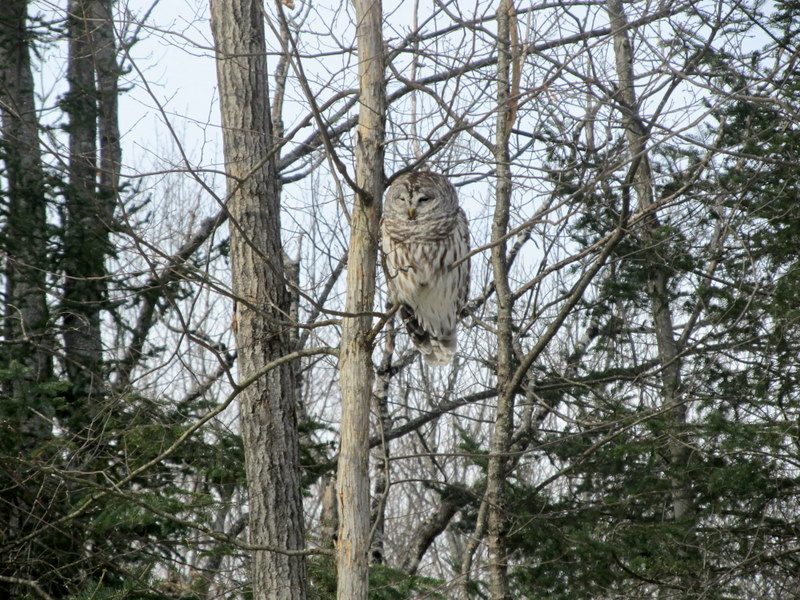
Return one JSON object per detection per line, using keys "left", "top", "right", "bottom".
{"left": 381, "top": 172, "right": 470, "bottom": 365}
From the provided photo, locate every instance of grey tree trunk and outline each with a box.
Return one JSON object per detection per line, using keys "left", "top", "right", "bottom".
{"left": 0, "top": 0, "right": 52, "bottom": 395}
{"left": 0, "top": 2, "right": 54, "bottom": 596}
{"left": 486, "top": 1, "right": 516, "bottom": 598}
{"left": 90, "top": 0, "right": 121, "bottom": 201}
{"left": 606, "top": 0, "right": 691, "bottom": 522}
{"left": 63, "top": 0, "right": 108, "bottom": 400}
{"left": 335, "top": 0, "right": 385, "bottom": 597}
{"left": 209, "top": 1, "right": 308, "bottom": 599}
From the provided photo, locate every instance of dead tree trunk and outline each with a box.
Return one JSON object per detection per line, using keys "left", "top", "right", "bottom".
{"left": 335, "top": 0, "right": 385, "bottom": 597}
{"left": 210, "top": 1, "right": 308, "bottom": 598}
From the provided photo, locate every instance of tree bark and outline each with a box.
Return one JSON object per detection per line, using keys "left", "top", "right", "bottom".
{"left": 90, "top": 0, "right": 121, "bottom": 200}
{"left": 335, "top": 0, "right": 385, "bottom": 597}
{"left": 0, "top": 2, "right": 54, "bottom": 596}
{"left": 485, "top": 2, "right": 516, "bottom": 598}
{"left": 210, "top": 1, "right": 307, "bottom": 599}
{"left": 403, "top": 490, "right": 470, "bottom": 575}
{"left": 606, "top": 0, "right": 690, "bottom": 522}
{"left": 369, "top": 330, "right": 394, "bottom": 566}
{"left": 0, "top": 0, "right": 52, "bottom": 394}
{"left": 62, "top": 0, "right": 107, "bottom": 400}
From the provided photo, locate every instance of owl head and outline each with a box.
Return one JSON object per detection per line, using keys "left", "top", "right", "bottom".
{"left": 384, "top": 171, "right": 459, "bottom": 222}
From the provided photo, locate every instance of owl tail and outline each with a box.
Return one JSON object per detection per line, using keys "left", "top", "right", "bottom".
{"left": 420, "top": 336, "right": 457, "bottom": 365}
{"left": 400, "top": 305, "right": 457, "bottom": 366}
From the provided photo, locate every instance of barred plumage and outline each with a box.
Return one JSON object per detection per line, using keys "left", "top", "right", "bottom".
{"left": 381, "top": 172, "right": 470, "bottom": 365}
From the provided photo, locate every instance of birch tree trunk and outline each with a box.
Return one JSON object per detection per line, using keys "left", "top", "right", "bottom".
{"left": 486, "top": 1, "right": 516, "bottom": 598}
{"left": 336, "top": 0, "right": 385, "bottom": 597}
{"left": 210, "top": 1, "right": 307, "bottom": 598}
{"left": 606, "top": 0, "right": 691, "bottom": 522}
{"left": 369, "top": 336, "right": 394, "bottom": 566}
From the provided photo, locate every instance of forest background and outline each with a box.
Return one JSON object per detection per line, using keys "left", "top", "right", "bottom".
{"left": 1, "top": 0, "right": 800, "bottom": 599}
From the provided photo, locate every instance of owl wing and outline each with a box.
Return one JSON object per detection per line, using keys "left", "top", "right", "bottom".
{"left": 455, "top": 207, "right": 470, "bottom": 315}
{"left": 413, "top": 218, "right": 469, "bottom": 365}
{"left": 380, "top": 219, "right": 408, "bottom": 306}
{"left": 380, "top": 210, "right": 470, "bottom": 366}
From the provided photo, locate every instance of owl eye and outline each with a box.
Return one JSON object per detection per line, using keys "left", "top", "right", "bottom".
{"left": 417, "top": 196, "right": 432, "bottom": 203}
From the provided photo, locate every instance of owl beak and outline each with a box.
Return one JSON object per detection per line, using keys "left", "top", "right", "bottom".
{"left": 407, "top": 207, "right": 416, "bottom": 220}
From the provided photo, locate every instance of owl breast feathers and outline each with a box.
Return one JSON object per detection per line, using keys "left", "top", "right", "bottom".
{"left": 381, "top": 171, "right": 470, "bottom": 365}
